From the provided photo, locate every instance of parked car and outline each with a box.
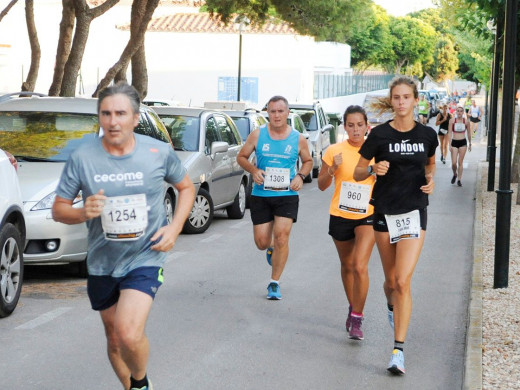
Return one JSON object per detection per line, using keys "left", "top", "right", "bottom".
{"left": 287, "top": 113, "right": 313, "bottom": 183}
{"left": 219, "top": 107, "right": 268, "bottom": 206}
{"left": 0, "top": 97, "right": 176, "bottom": 276}
{"left": 287, "top": 101, "right": 333, "bottom": 178}
{"left": 152, "top": 106, "right": 248, "bottom": 234}
{"left": 0, "top": 148, "right": 25, "bottom": 317}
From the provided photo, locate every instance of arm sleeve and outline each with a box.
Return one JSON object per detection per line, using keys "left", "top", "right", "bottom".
{"left": 322, "top": 145, "right": 334, "bottom": 166}
{"left": 358, "top": 132, "right": 377, "bottom": 161}
{"left": 164, "top": 148, "right": 187, "bottom": 184}
{"left": 55, "top": 155, "right": 82, "bottom": 201}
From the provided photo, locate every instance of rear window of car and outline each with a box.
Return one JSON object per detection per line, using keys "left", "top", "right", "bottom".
{"left": 289, "top": 109, "right": 317, "bottom": 131}
{"left": 0, "top": 111, "right": 99, "bottom": 162}
{"left": 157, "top": 114, "right": 200, "bottom": 152}
{"left": 230, "top": 116, "right": 250, "bottom": 140}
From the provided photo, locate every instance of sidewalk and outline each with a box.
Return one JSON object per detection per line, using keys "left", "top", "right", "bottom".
{"left": 465, "top": 103, "right": 520, "bottom": 390}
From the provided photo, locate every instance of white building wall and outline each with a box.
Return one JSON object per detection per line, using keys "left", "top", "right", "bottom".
{"left": 0, "top": 1, "right": 350, "bottom": 108}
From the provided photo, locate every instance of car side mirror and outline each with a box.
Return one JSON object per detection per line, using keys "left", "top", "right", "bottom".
{"left": 211, "top": 141, "right": 229, "bottom": 156}
{"left": 322, "top": 124, "right": 333, "bottom": 133}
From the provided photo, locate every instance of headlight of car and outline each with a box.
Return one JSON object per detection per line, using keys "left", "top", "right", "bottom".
{"left": 31, "top": 191, "right": 83, "bottom": 211}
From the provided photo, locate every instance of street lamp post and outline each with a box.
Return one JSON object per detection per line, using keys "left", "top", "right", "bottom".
{"left": 234, "top": 15, "right": 250, "bottom": 102}
{"left": 487, "top": 18, "right": 502, "bottom": 191}
{"left": 494, "top": 0, "right": 518, "bottom": 289}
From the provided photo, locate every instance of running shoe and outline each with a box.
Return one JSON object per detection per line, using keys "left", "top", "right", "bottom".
{"left": 387, "top": 308, "right": 394, "bottom": 330}
{"left": 457, "top": 180, "right": 462, "bottom": 187}
{"left": 348, "top": 315, "right": 364, "bottom": 340}
{"left": 130, "top": 379, "right": 153, "bottom": 390}
{"left": 266, "top": 247, "right": 273, "bottom": 266}
{"left": 451, "top": 175, "right": 457, "bottom": 184}
{"left": 346, "top": 305, "right": 352, "bottom": 331}
{"left": 387, "top": 349, "right": 405, "bottom": 375}
{"left": 267, "top": 282, "right": 281, "bottom": 300}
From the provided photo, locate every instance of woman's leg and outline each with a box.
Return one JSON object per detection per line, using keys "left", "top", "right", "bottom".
{"left": 457, "top": 146, "right": 467, "bottom": 181}
{"left": 375, "top": 231, "right": 396, "bottom": 311}
{"left": 350, "top": 225, "right": 376, "bottom": 313}
{"left": 392, "top": 231, "right": 426, "bottom": 342}
{"left": 450, "top": 145, "right": 459, "bottom": 180}
{"left": 333, "top": 238, "right": 355, "bottom": 307}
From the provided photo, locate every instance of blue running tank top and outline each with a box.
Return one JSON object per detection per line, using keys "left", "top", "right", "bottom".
{"left": 252, "top": 124, "right": 300, "bottom": 197}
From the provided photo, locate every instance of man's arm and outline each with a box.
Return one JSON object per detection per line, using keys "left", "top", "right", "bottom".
{"left": 297, "top": 135, "right": 313, "bottom": 177}
{"left": 237, "top": 130, "right": 265, "bottom": 185}
{"left": 52, "top": 190, "right": 106, "bottom": 225}
{"left": 150, "top": 175, "right": 195, "bottom": 252}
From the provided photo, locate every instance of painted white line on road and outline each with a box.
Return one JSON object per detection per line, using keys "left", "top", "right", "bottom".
{"left": 201, "top": 234, "right": 223, "bottom": 243}
{"left": 165, "top": 251, "right": 187, "bottom": 264}
{"left": 230, "top": 220, "right": 250, "bottom": 229}
{"left": 16, "top": 307, "right": 72, "bottom": 330}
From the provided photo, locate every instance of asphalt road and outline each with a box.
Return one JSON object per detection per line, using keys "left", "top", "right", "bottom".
{"left": 0, "top": 122, "right": 485, "bottom": 390}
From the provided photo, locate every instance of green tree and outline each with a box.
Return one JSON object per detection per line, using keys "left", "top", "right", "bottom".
{"left": 427, "top": 36, "right": 459, "bottom": 83}
{"left": 348, "top": 4, "right": 393, "bottom": 70}
{"left": 379, "top": 16, "right": 436, "bottom": 75}
{"left": 203, "top": 0, "right": 372, "bottom": 42}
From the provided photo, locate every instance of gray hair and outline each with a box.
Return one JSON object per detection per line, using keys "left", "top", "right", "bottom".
{"left": 97, "top": 82, "right": 140, "bottom": 115}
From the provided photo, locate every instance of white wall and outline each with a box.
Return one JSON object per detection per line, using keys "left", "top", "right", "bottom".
{"left": 0, "top": 2, "right": 349, "bottom": 108}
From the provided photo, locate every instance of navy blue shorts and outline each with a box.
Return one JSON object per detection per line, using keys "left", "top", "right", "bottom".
{"left": 328, "top": 214, "right": 374, "bottom": 241}
{"left": 87, "top": 266, "right": 164, "bottom": 311}
{"left": 250, "top": 195, "right": 299, "bottom": 225}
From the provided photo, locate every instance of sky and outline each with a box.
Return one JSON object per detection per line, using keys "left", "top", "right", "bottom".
{"left": 372, "top": 0, "right": 436, "bottom": 16}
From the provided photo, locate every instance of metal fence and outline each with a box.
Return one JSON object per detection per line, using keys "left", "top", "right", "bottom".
{"left": 314, "top": 73, "right": 396, "bottom": 99}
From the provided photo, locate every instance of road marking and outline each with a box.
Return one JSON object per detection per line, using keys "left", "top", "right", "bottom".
{"left": 165, "top": 251, "right": 187, "bottom": 264}
{"left": 230, "top": 220, "right": 250, "bottom": 229}
{"left": 201, "top": 234, "right": 223, "bottom": 243}
{"left": 16, "top": 307, "right": 72, "bottom": 330}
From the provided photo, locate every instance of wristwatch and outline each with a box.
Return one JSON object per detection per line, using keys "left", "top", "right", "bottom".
{"left": 297, "top": 173, "right": 306, "bottom": 181}
{"left": 367, "top": 165, "right": 375, "bottom": 175}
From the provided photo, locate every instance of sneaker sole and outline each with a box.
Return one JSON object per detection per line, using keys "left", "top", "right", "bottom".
{"left": 267, "top": 296, "right": 281, "bottom": 300}
{"left": 348, "top": 334, "right": 364, "bottom": 340}
{"left": 387, "top": 365, "right": 405, "bottom": 375}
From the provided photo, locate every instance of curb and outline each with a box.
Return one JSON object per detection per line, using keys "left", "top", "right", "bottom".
{"left": 463, "top": 161, "right": 484, "bottom": 389}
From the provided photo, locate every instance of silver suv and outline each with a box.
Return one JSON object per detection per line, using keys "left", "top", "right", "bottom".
{"left": 153, "top": 106, "right": 248, "bottom": 234}
{"left": 0, "top": 97, "right": 176, "bottom": 276}
{"left": 287, "top": 101, "right": 333, "bottom": 178}
{"left": 0, "top": 149, "right": 25, "bottom": 317}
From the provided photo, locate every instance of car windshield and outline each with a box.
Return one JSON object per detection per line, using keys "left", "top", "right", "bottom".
{"left": 0, "top": 111, "right": 99, "bottom": 162}
{"left": 290, "top": 109, "right": 317, "bottom": 131}
{"left": 158, "top": 114, "right": 200, "bottom": 152}
{"left": 230, "top": 116, "right": 249, "bottom": 140}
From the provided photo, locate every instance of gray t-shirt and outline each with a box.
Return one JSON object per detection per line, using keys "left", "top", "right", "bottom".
{"left": 56, "top": 133, "right": 186, "bottom": 277}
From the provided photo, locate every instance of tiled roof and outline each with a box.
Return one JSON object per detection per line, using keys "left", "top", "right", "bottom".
{"left": 88, "top": 0, "right": 204, "bottom": 6}
{"left": 117, "top": 12, "right": 298, "bottom": 35}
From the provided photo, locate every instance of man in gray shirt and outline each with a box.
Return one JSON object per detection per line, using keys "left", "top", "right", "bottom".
{"left": 52, "top": 83, "right": 195, "bottom": 390}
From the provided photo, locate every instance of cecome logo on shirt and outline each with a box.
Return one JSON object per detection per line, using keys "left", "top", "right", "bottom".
{"left": 94, "top": 171, "right": 144, "bottom": 187}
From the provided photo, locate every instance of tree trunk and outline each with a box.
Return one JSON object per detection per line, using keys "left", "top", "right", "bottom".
{"left": 131, "top": 44, "right": 148, "bottom": 100}
{"left": 0, "top": 0, "right": 18, "bottom": 23}
{"left": 60, "top": 0, "right": 120, "bottom": 96}
{"left": 93, "top": 0, "right": 159, "bottom": 97}
{"left": 48, "top": 0, "right": 75, "bottom": 96}
{"left": 21, "top": 0, "right": 40, "bottom": 92}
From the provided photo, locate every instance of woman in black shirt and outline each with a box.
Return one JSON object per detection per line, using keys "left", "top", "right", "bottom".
{"left": 435, "top": 104, "right": 451, "bottom": 164}
{"left": 354, "top": 76, "right": 438, "bottom": 375}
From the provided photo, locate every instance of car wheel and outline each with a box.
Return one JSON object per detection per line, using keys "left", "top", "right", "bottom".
{"left": 312, "top": 153, "right": 322, "bottom": 178}
{"left": 0, "top": 223, "right": 24, "bottom": 318}
{"left": 245, "top": 177, "right": 253, "bottom": 209}
{"left": 227, "top": 181, "right": 246, "bottom": 219}
{"left": 163, "top": 191, "right": 174, "bottom": 225}
{"left": 183, "top": 188, "right": 213, "bottom": 234}
{"left": 77, "top": 258, "right": 88, "bottom": 278}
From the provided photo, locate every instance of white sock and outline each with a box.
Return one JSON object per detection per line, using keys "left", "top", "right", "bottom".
{"left": 270, "top": 279, "right": 279, "bottom": 285}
